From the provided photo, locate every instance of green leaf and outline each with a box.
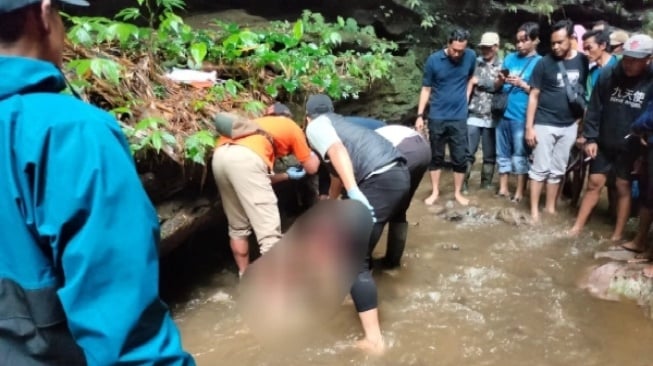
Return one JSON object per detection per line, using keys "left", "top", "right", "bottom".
{"left": 337, "top": 16, "right": 345, "bottom": 27}
{"left": 190, "top": 42, "right": 208, "bottom": 67}
{"left": 328, "top": 31, "right": 342, "bottom": 45}
{"left": 151, "top": 131, "right": 163, "bottom": 152}
{"left": 292, "top": 20, "right": 304, "bottom": 40}
{"left": 115, "top": 7, "right": 140, "bottom": 22}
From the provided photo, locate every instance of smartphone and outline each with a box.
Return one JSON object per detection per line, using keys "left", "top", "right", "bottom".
{"left": 501, "top": 69, "right": 510, "bottom": 77}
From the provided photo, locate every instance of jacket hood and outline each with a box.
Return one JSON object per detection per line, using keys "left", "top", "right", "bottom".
{"left": 0, "top": 56, "right": 66, "bottom": 100}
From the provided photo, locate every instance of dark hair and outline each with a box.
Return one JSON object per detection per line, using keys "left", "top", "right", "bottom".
{"left": 582, "top": 29, "right": 610, "bottom": 45}
{"left": 448, "top": 28, "right": 470, "bottom": 44}
{"left": 517, "top": 22, "right": 540, "bottom": 41}
{"left": 551, "top": 19, "right": 574, "bottom": 38}
{"left": 593, "top": 20, "right": 610, "bottom": 29}
{"left": 0, "top": 5, "right": 34, "bottom": 44}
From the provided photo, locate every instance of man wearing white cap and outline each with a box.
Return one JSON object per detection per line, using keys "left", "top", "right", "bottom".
{"left": 577, "top": 34, "right": 653, "bottom": 249}
{"left": 610, "top": 29, "right": 630, "bottom": 58}
{"left": 464, "top": 31, "right": 502, "bottom": 191}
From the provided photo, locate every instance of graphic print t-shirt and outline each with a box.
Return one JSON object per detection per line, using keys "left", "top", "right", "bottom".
{"left": 530, "top": 52, "right": 589, "bottom": 126}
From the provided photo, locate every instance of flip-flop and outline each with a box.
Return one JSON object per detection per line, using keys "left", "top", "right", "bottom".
{"left": 510, "top": 196, "right": 522, "bottom": 203}
{"left": 495, "top": 192, "right": 510, "bottom": 199}
{"left": 606, "top": 243, "right": 645, "bottom": 253}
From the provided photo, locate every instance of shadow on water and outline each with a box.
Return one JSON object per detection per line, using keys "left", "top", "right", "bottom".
{"left": 160, "top": 223, "right": 235, "bottom": 306}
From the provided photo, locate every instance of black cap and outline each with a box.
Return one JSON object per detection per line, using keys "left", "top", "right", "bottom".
{"left": 0, "top": 0, "right": 89, "bottom": 14}
{"left": 306, "top": 94, "right": 334, "bottom": 118}
{"left": 266, "top": 102, "right": 292, "bottom": 117}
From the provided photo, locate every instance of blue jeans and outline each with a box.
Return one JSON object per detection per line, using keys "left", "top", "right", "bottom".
{"left": 496, "top": 118, "right": 529, "bottom": 174}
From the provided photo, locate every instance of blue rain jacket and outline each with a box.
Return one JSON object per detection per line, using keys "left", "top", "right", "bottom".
{"left": 0, "top": 56, "right": 195, "bottom": 366}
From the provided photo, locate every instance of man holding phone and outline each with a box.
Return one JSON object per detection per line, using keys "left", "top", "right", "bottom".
{"left": 494, "top": 22, "right": 542, "bottom": 202}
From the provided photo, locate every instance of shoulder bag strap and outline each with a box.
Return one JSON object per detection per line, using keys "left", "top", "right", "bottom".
{"left": 556, "top": 60, "right": 576, "bottom": 101}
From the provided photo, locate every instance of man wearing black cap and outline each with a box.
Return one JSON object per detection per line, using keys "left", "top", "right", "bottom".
{"left": 303, "top": 93, "right": 410, "bottom": 354}
{"left": 0, "top": 0, "right": 196, "bottom": 364}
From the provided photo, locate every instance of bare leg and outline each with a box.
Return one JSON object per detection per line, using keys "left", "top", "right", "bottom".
{"left": 230, "top": 237, "right": 250, "bottom": 276}
{"left": 530, "top": 180, "right": 545, "bottom": 223}
{"left": 544, "top": 182, "right": 560, "bottom": 214}
{"left": 568, "top": 174, "right": 607, "bottom": 236}
{"left": 453, "top": 172, "right": 469, "bottom": 206}
{"left": 424, "top": 170, "right": 441, "bottom": 205}
{"left": 498, "top": 173, "right": 509, "bottom": 195}
{"left": 355, "top": 308, "right": 386, "bottom": 355}
{"left": 514, "top": 174, "right": 526, "bottom": 200}
{"left": 612, "top": 178, "right": 632, "bottom": 241}
{"left": 622, "top": 207, "right": 651, "bottom": 252}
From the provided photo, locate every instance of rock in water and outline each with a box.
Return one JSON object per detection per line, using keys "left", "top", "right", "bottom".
{"left": 495, "top": 207, "right": 531, "bottom": 226}
{"left": 578, "top": 262, "right": 653, "bottom": 318}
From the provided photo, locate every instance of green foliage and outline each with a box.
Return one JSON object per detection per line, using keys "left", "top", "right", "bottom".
{"left": 64, "top": 6, "right": 396, "bottom": 164}
{"left": 124, "top": 116, "right": 177, "bottom": 155}
{"left": 184, "top": 130, "right": 215, "bottom": 164}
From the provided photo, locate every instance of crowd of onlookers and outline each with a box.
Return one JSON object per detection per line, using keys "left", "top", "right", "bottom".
{"left": 417, "top": 19, "right": 653, "bottom": 278}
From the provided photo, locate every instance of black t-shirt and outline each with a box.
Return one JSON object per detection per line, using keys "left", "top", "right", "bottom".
{"left": 530, "top": 52, "right": 589, "bottom": 126}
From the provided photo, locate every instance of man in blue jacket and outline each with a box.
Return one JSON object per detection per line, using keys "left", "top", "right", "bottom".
{"left": 0, "top": 0, "right": 195, "bottom": 365}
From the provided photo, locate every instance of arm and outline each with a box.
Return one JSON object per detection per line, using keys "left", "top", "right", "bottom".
{"left": 632, "top": 101, "right": 653, "bottom": 134}
{"left": 525, "top": 88, "right": 540, "bottom": 147}
{"left": 328, "top": 175, "right": 344, "bottom": 199}
{"left": 467, "top": 76, "right": 476, "bottom": 101}
{"left": 325, "top": 142, "right": 357, "bottom": 191}
{"left": 270, "top": 172, "right": 289, "bottom": 184}
{"left": 583, "top": 77, "right": 603, "bottom": 142}
{"left": 416, "top": 86, "right": 431, "bottom": 130}
{"left": 38, "top": 115, "right": 193, "bottom": 365}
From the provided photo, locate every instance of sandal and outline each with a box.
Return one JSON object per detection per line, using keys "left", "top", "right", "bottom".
{"left": 510, "top": 196, "right": 522, "bottom": 203}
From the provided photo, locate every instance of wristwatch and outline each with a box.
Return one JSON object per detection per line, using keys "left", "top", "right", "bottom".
{"left": 417, "top": 113, "right": 424, "bottom": 118}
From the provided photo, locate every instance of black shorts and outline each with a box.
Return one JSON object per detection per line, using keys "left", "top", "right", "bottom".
{"left": 589, "top": 148, "right": 634, "bottom": 181}
{"left": 427, "top": 119, "right": 467, "bottom": 173}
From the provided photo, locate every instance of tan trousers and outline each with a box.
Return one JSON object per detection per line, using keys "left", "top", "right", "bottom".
{"left": 212, "top": 144, "right": 281, "bottom": 254}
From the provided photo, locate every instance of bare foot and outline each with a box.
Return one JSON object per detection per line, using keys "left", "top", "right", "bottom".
{"left": 543, "top": 208, "right": 556, "bottom": 215}
{"left": 355, "top": 336, "right": 386, "bottom": 356}
{"left": 424, "top": 192, "right": 439, "bottom": 205}
{"left": 643, "top": 265, "right": 653, "bottom": 278}
{"left": 618, "top": 240, "right": 646, "bottom": 253}
{"left": 531, "top": 213, "right": 540, "bottom": 225}
{"left": 566, "top": 226, "right": 581, "bottom": 237}
{"left": 609, "top": 235, "right": 623, "bottom": 242}
{"left": 454, "top": 193, "right": 469, "bottom": 206}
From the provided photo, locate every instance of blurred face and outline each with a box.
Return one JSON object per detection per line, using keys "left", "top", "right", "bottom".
{"left": 479, "top": 45, "right": 497, "bottom": 61}
{"left": 516, "top": 31, "right": 536, "bottom": 56}
{"left": 621, "top": 55, "right": 651, "bottom": 77}
{"left": 447, "top": 40, "right": 468, "bottom": 62}
{"left": 583, "top": 36, "right": 606, "bottom": 62}
{"left": 551, "top": 28, "right": 572, "bottom": 59}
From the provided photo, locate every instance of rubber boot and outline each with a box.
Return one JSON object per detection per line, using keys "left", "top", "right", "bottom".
{"left": 463, "top": 162, "right": 472, "bottom": 194}
{"left": 381, "top": 222, "right": 408, "bottom": 269}
{"left": 480, "top": 163, "right": 495, "bottom": 190}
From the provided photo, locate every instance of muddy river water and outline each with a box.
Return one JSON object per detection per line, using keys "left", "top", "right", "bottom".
{"left": 161, "top": 174, "right": 653, "bottom": 366}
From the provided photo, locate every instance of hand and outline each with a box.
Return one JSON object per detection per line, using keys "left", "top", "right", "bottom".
{"left": 525, "top": 127, "right": 537, "bottom": 147}
{"left": 346, "top": 187, "right": 376, "bottom": 223}
{"left": 584, "top": 142, "right": 598, "bottom": 159}
{"left": 506, "top": 75, "right": 522, "bottom": 86}
{"left": 415, "top": 116, "right": 425, "bottom": 131}
{"left": 286, "top": 166, "right": 306, "bottom": 180}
